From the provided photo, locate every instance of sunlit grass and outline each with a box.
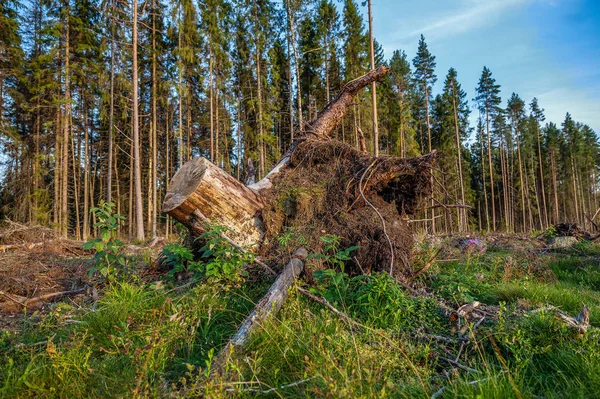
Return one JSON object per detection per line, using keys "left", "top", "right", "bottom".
{"left": 2, "top": 242, "right": 600, "bottom": 398}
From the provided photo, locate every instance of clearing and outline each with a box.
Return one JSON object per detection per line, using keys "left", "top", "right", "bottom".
{"left": 1, "top": 225, "right": 599, "bottom": 398}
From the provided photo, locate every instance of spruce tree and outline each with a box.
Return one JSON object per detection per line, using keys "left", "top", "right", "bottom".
{"left": 412, "top": 34, "right": 437, "bottom": 232}
{"left": 475, "top": 66, "right": 501, "bottom": 231}
{"left": 441, "top": 67, "right": 471, "bottom": 231}
{"left": 388, "top": 50, "right": 417, "bottom": 157}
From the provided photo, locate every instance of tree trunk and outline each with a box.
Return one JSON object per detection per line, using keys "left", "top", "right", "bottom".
{"left": 132, "top": 0, "right": 144, "bottom": 241}
{"left": 367, "top": 0, "right": 378, "bottom": 157}
{"left": 162, "top": 157, "right": 267, "bottom": 249}
{"left": 151, "top": 0, "right": 158, "bottom": 238}
{"left": 62, "top": 11, "right": 70, "bottom": 238}
{"left": 452, "top": 84, "right": 466, "bottom": 232}
{"left": 486, "top": 107, "right": 495, "bottom": 231}
{"left": 107, "top": 0, "right": 115, "bottom": 204}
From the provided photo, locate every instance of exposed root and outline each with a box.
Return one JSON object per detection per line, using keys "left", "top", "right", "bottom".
{"left": 260, "top": 139, "right": 435, "bottom": 278}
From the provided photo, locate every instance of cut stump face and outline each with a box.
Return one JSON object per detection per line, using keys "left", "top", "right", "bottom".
{"left": 162, "top": 157, "right": 267, "bottom": 249}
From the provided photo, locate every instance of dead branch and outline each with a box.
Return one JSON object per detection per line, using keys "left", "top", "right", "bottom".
{"left": 211, "top": 248, "right": 308, "bottom": 377}
{"left": 530, "top": 303, "right": 590, "bottom": 333}
{"left": 438, "top": 356, "right": 481, "bottom": 374}
{"left": 409, "top": 248, "right": 442, "bottom": 280}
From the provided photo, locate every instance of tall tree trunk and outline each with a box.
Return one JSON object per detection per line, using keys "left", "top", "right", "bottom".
{"left": 549, "top": 148, "right": 559, "bottom": 222}
{"left": 485, "top": 107, "right": 495, "bottom": 231}
{"left": 452, "top": 83, "right": 466, "bottom": 232}
{"left": 54, "top": 109, "right": 61, "bottom": 228}
{"left": 516, "top": 134, "right": 526, "bottom": 233}
{"left": 254, "top": 0, "right": 265, "bottom": 177}
{"left": 287, "top": 36, "right": 294, "bottom": 143}
{"left": 107, "top": 0, "right": 115, "bottom": 204}
{"left": 570, "top": 157, "right": 579, "bottom": 223}
{"left": 367, "top": 0, "right": 378, "bottom": 157}
{"left": 61, "top": 12, "right": 71, "bottom": 238}
{"left": 71, "top": 127, "right": 81, "bottom": 240}
{"left": 166, "top": 105, "right": 171, "bottom": 238}
{"left": 132, "top": 0, "right": 144, "bottom": 240}
{"left": 480, "top": 122, "right": 490, "bottom": 231}
{"left": 83, "top": 99, "right": 90, "bottom": 240}
{"left": 285, "top": 0, "right": 302, "bottom": 131}
{"left": 178, "top": 7, "right": 184, "bottom": 169}
{"left": 151, "top": 0, "right": 158, "bottom": 237}
{"left": 426, "top": 88, "right": 435, "bottom": 234}
{"left": 535, "top": 123, "right": 548, "bottom": 228}
{"left": 215, "top": 82, "right": 220, "bottom": 165}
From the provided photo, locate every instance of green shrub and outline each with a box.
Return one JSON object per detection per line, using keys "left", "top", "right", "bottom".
{"left": 82, "top": 201, "right": 128, "bottom": 280}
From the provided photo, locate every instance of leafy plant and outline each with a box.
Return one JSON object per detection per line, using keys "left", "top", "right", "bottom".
{"left": 197, "top": 224, "right": 253, "bottom": 285}
{"left": 277, "top": 226, "right": 308, "bottom": 250}
{"left": 308, "top": 235, "right": 359, "bottom": 271}
{"left": 82, "top": 201, "right": 127, "bottom": 280}
{"left": 162, "top": 243, "right": 204, "bottom": 280}
{"left": 309, "top": 235, "right": 359, "bottom": 301}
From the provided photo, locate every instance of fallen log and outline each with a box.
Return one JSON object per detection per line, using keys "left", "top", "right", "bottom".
{"left": 162, "top": 157, "right": 267, "bottom": 249}
{"left": 211, "top": 248, "right": 308, "bottom": 376}
{"left": 0, "top": 288, "right": 86, "bottom": 313}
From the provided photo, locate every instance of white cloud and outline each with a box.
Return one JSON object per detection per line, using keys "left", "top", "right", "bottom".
{"left": 406, "top": 0, "right": 532, "bottom": 40}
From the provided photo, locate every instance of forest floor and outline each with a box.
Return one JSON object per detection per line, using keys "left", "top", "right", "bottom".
{"left": 1, "top": 228, "right": 600, "bottom": 398}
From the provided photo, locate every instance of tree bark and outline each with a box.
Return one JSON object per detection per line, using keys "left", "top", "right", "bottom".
{"left": 132, "top": 0, "right": 144, "bottom": 240}
{"left": 162, "top": 158, "right": 267, "bottom": 248}
{"left": 367, "top": 0, "right": 378, "bottom": 157}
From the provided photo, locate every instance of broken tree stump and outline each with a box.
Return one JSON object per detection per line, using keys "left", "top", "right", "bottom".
{"left": 162, "top": 157, "right": 267, "bottom": 249}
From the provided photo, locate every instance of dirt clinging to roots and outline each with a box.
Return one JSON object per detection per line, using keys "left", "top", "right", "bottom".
{"left": 259, "top": 140, "right": 434, "bottom": 279}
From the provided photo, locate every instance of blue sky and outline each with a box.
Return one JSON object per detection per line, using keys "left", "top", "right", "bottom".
{"left": 361, "top": 0, "right": 600, "bottom": 133}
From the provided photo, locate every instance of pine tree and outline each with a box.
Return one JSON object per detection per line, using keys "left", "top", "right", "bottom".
{"left": 544, "top": 122, "right": 562, "bottom": 222}
{"left": 475, "top": 66, "right": 501, "bottom": 231}
{"left": 529, "top": 97, "right": 548, "bottom": 228}
{"left": 506, "top": 93, "right": 528, "bottom": 232}
{"left": 388, "top": 50, "right": 417, "bottom": 157}
{"left": 0, "top": 0, "right": 23, "bottom": 134}
{"left": 299, "top": 11, "right": 322, "bottom": 121}
{"left": 441, "top": 67, "right": 471, "bottom": 231}
{"left": 412, "top": 34, "right": 437, "bottom": 232}
{"left": 316, "top": 0, "right": 338, "bottom": 104}
{"left": 342, "top": 0, "right": 366, "bottom": 150}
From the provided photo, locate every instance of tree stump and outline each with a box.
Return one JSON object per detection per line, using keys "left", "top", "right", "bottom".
{"left": 162, "top": 157, "right": 266, "bottom": 249}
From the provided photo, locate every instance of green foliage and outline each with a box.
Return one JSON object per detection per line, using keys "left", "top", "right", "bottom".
{"left": 198, "top": 225, "right": 252, "bottom": 285}
{"left": 308, "top": 234, "right": 358, "bottom": 271}
{"left": 277, "top": 226, "right": 308, "bottom": 250}
{"left": 162, "top": 243, "right": 204, "bottom": 279}
{"left": 82, "top": 201, "right": 127, "bottom": 280}
{"left": 5, "top": 239, "right": 600, "bottom": 398}
{"left": 0, "top": 280, "right": 264, "bottom": 398}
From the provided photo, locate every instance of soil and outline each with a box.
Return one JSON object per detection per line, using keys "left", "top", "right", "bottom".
{"left": 260, "top": 140, "right": 434, "bottom": 279}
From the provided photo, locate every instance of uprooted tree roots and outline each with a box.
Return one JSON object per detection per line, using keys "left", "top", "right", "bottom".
{"left": 162, "top": 66, "right": 435, "bottom": 280}
{"left": 260, "top": 140, "right": 434, "bottom": 279}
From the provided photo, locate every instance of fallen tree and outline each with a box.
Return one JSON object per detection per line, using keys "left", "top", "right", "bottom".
{"left": 162, "top": 66, "right": 435, "bottom": 278}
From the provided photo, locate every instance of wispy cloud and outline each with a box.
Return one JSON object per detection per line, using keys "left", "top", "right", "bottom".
{"left": 537, "top": 87, "right": 600, "bottom": 132}
{"left": 406, "top": 0, "right": 533, "bottom": 40}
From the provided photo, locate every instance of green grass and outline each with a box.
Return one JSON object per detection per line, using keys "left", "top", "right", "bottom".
{"left": 0, "top": 280, "right": 266, "bottom": 398}
{"left": 2, "top": 242, "right": 600, "bottom": 398}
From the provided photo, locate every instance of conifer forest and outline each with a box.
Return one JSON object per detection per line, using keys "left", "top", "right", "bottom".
{"left": 1, "top": 1, "right": 600, "bottom": 397}
{"left": 1, "top": 0, "right": 597, "bottom": 239}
